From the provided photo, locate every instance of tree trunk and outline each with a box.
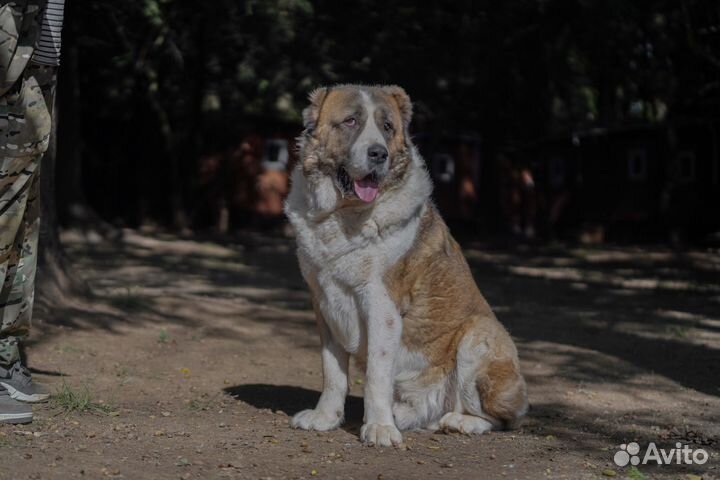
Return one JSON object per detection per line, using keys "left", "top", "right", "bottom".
{"left": 55, "top": 37, "right": 86, "bottom": 225}
{"left": 37, "top": 91, "right": 88, "bottom": 307}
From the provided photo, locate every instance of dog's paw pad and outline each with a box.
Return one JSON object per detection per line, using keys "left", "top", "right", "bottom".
{"left": 438, "top": 412, "right": 493, "bottom": 435}
{"left": 360, "top": 423, "right": 403, "bottom": 447}
{"left": 290, "top": 409, "right": 342, "bottom": 431}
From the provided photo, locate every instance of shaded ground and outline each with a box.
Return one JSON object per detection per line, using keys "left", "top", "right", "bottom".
{"left": 2, "top": 228, "right": 719, "bottom": 479}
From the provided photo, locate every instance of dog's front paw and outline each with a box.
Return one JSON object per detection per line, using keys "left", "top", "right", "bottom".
{"left": 290, "top": 409, "right": 343, "bottom": 431}
{"left": 360, "top": 423, "right": 403, "bottom": 447}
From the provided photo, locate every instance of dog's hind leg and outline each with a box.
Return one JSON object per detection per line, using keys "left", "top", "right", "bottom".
{"left": 438, "top": 412, "right": 494, "bottom": 434}
{"left": 392, "top": 401, "right": 422, "bottom": 430}
{"left": 449, "top": 323, "right": 528, "bottom": 432}
{"left": 392, "top": 378, "right": 448, "bottom": 431}
{"left": 474, "top": 356, "right": 528, "bottom": 429}
{"left": 436, "top": 362, "right": 525, "bottom": 435}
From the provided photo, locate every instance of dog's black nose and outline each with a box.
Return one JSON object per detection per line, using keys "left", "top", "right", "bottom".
{"left": 367, "top": 144, "right": 388, "bottom": 165}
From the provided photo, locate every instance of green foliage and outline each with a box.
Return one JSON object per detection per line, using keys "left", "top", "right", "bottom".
{"left": 72, "top": 0, "right": 719, "bottom": 135}
{"left": 627, "top": 466, "right": 648, "bottom": 480}
{"left": 157, "top": 329, "right": 170, "bottom": 344}
{"left": 52, "top": 382, "right": 115, "bottom": 415}
{"left": 63, "top": 0, "right": 720, "bottom": 225}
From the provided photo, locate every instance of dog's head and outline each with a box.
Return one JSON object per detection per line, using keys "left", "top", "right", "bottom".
{"left": 298, "top": 84, "right": 414, "bottom": 206}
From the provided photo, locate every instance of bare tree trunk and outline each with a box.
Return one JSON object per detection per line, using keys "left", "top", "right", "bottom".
{"left": 37, "top": 93, "right": 88, "bottom": 305}
{"left": 55, "top": 38, "right": 86, "bottom": 224}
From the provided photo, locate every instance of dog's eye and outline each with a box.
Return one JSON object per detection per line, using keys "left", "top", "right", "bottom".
{"left": 384, "top": 121, "right": 394, "bottom": 132}
{"left": 343, "top": 116, "right": 357, "bottom": 127}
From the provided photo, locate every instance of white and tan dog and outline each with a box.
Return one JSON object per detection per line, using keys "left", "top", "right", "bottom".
{"left": 285, "top": 84, "right": 528, "bottom": 447}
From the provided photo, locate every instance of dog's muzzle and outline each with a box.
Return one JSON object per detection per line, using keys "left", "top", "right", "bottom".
{"left": 336, "top": 166, "right": 381, "bottom": 203}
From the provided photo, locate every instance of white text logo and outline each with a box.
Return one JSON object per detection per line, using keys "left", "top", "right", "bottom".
{"left": 614, "top": 442, "right": 709, "bottom": 466}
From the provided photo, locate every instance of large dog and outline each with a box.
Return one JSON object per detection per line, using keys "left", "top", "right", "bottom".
{"left": 284, "top": 84, "right": 528, "bottom": 447}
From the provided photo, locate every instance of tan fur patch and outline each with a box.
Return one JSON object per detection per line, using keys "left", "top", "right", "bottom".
{"left": 385, "top": 206, "right": 493, "bottom": 374}
{"left": 478, "top": 358, "right": 528, "bottom": 427}
{"left": 385, "top": 205, "right": 528, "bottom": 425}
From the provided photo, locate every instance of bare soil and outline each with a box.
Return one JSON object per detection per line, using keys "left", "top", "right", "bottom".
{"left": 1, "top": 229, "right": 719, "bottom": 479}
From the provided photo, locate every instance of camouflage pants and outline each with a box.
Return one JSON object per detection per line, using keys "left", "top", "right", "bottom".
{"left": 0, "top": 1, "right": 54, "bottom": 367}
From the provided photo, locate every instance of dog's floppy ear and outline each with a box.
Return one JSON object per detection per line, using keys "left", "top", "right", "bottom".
{"left": 383, "top": 85, "right": 412, "bottom": 128}
{"left": 302, "top": 87, "right": 329, "bottom": 133}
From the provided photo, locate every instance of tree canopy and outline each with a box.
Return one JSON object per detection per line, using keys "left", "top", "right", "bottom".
{"left": 60, "top": 0, "right": 719, "bottom": 226}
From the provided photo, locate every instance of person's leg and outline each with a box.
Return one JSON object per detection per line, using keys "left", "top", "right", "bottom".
{"left": 0, "top": 152, "right": 40, "bottom": 373}
{"left": 0, "top": 113, "right": 43, "bottom": 421}
{"left": 0, "top": 165, "right": 48, "bottom": 403}
{"left": 0, "top": 158, "right": 40, "bottom": 356}
{"left": 0, "top": 68, "right": 53, "bottom": 406}
{"left": 0, "top": 0, "right": 61, "bottom": 423}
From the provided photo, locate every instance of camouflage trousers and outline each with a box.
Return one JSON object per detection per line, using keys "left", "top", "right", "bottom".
{"left": 0, "top": 1, "right": 55, "bottom": 366}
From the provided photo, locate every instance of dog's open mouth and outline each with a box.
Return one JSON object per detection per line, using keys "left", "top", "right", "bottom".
{"left": 337, "top": 167, "right": 379, "bottom": 203}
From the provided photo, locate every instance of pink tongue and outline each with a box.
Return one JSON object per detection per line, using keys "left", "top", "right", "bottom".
{"left": 353, "top": 176, "right": 379, "bottom": 203}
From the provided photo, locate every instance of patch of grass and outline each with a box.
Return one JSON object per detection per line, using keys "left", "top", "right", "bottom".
{"left": 52, "top": 382, "right": 114, "bottom": 415}
{"left": 627, "top": 466, "right": 648, "bottom": 480}
{"left": 158, "top": 329, "right": 170, "bottom": 344}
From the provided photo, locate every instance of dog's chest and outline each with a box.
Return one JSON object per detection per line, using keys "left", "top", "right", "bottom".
{"left": 295, "top": 213, "right": 418, "bottom": 354}
{"left": 313, "top": 276, "right": 363, "bottom": 353}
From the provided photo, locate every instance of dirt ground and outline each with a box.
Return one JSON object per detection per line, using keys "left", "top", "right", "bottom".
{"left": 1, "top": 228, "right": 719, "bottom": 480}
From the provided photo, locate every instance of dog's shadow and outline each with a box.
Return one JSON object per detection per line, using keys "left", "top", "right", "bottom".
{"left": 223, "top": 384, "right": 364, "bottom": 433}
